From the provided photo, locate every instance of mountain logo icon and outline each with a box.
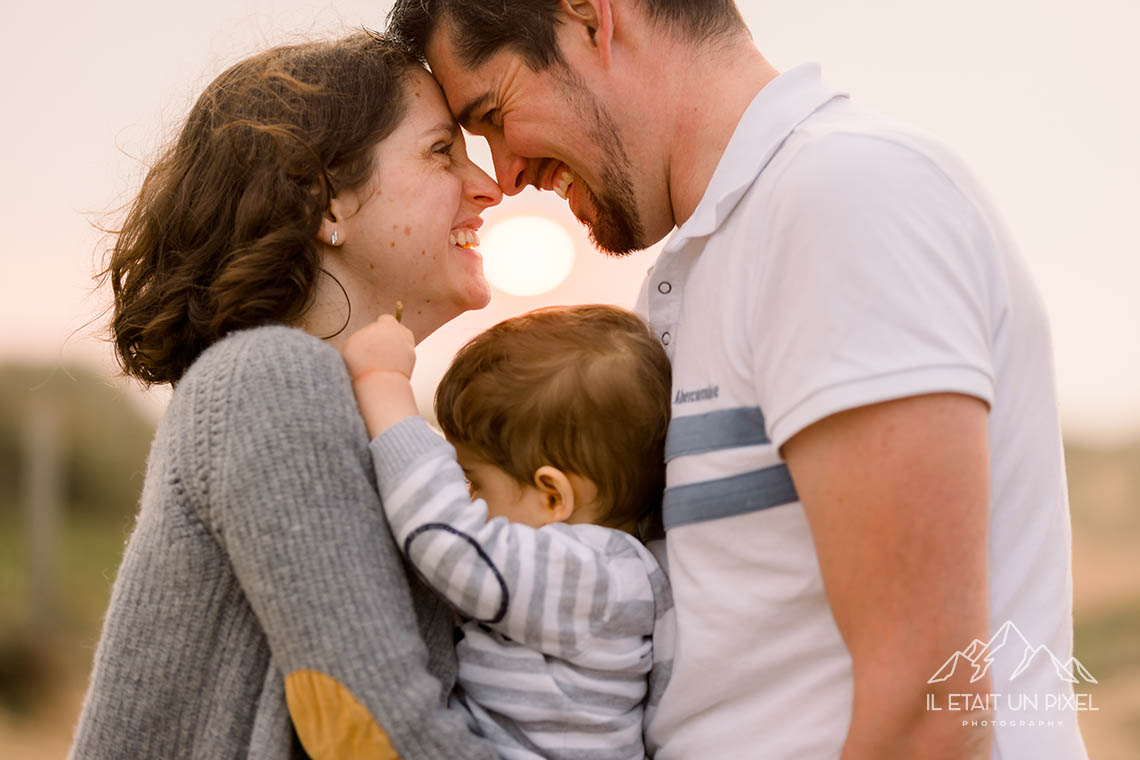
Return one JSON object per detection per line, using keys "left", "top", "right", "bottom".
{"left": 928, "top": 620, "right": 1098, "bottom": 685}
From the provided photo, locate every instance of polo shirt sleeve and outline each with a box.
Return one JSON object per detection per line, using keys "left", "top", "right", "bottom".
{"left": 751, "top": 133, "right": 1000, "bottom": 451}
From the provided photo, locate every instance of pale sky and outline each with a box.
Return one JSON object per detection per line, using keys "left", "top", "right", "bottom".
{"left": 2, "top": 0, "right": 1137, "bottom": 441}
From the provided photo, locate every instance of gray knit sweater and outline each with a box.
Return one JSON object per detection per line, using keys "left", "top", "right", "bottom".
{"left": 69, "top": 325, "right": 496, "bottom": 759}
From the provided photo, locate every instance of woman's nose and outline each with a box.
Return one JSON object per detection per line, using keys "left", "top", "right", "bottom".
{"left": 465, "top": 162, "right": 503, "bottom": 210}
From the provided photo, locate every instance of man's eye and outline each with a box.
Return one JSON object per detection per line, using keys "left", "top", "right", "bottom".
{"left": 481, "top": 109, "right": 500, "bottom": 127}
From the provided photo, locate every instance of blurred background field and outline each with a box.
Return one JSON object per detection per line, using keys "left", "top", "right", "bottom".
{"left": 0, "top": 362, "right": 1137, "bottom": 758}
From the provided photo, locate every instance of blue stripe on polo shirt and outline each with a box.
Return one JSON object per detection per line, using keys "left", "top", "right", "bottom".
{"left": 665, "top": 407, "right": 771, "bottom": 462}
{"left": 663, "top": 465, "right": 799, "bottom": 530}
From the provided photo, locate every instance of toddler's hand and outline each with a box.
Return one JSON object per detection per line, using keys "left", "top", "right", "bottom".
{"left": 342, "top": 314, "right": 416, "bottom": 382}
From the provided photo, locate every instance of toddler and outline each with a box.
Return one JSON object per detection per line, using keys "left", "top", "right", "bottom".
{"left": 342, "top": 304, "right": 674, "bottom": 760}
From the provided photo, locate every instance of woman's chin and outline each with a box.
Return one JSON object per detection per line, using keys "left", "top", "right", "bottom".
{"left": 464, "top": 276, "right": 493, "bottom": 312}
{"left": 436, "top": 277, "right": 492, "bottom": 327}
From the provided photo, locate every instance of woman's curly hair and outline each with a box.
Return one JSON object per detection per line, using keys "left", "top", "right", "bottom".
{"left": 101, "top": 31, "right": 420, "bottom": 385}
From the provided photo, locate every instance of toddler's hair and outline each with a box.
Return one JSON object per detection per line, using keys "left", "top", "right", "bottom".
{"left": 435, "top": 305, "right": 672, "bottom": 533}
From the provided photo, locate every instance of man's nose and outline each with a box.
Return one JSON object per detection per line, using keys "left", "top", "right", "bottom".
{"left": 488, "top": 135, "right": 530, "bottom": 196}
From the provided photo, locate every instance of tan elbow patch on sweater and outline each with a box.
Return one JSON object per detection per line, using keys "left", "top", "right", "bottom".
{"left": 284, "top": 669, "right": 400, "bottom": 759}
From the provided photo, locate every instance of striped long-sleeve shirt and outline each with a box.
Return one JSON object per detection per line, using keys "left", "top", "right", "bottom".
{"left": 370, "top": 417, "right": 674, "bottom": 760}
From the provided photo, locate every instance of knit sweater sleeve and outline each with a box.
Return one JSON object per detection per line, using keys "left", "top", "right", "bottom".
{"left": 370, "top": 417, "right": 648, "bottom": 665}
{"left": 181, "top": 326, "right": 494, "bottom": 760}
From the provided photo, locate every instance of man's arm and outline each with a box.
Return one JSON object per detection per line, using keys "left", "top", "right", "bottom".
{"left": 782, "top": 392, "right": 993, "bottom": 760}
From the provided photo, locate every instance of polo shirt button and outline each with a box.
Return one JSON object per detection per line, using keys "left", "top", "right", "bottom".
{"left": 661, "top": 332, "right": 671, "bottom": 346}
{"left": 657, "top": 281, "right": 672, "bottom": 294}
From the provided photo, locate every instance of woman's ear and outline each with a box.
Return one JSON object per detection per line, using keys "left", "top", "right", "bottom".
{"left": 316, "top": 190, "right": 361, "bottom": 247}
{"left": 317, "top": 214, "right": 341, "bottom": 247}
{"left": 533, "top": 466, "right": 576, "bottom": 523}
{"left": 560, "top": 0, "right": 614, "bottom": 68}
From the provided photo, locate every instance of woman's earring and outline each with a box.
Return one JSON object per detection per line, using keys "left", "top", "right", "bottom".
{"left": 330, "top": 230, "right": 339, "bottom": 245}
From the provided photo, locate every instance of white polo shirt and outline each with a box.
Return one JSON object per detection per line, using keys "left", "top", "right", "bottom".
{"left": 640, "top": 64, "right": 1087, "bottom": 759}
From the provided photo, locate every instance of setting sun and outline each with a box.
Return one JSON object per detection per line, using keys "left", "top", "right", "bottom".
{"left": 480, "top": 215, "right": 576, "bottom": 297}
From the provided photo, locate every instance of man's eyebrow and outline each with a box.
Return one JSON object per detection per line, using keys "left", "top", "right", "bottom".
{"left": 455, "top": 91, "right": 493, "bottom": 128}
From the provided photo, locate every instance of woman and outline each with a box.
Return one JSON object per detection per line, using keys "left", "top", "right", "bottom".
{"left": 71, "top": 32, "right": 501, "bottom": 759}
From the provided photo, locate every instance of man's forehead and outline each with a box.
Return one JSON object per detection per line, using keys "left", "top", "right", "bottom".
{"left": 423, "top": 20, "right": 532, "bottom": 120}
{"left": 424, "top": 23, "right": 491, "bottom": 117}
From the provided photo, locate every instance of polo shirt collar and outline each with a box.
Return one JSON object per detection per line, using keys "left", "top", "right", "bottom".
{"left": 665, "top": 63, "right": 847, "bottom": 251}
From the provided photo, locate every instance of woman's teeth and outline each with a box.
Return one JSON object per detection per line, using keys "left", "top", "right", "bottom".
{"left": 554, "top": 169, "right": 575, "bottom": 200}
{"left": 450, "top": 229, "right": 480, "bottom": 248}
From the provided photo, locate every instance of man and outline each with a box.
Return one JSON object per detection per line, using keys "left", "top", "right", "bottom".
{"left": 387, "top": 1, "right": 1088, "bottom": 758}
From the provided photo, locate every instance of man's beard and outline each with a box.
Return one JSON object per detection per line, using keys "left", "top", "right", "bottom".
{"left": 557, "top": 67, "right": 645, "bottom": 256}
{"left": 586, "top": 150, "right": 644, "bottom": 256}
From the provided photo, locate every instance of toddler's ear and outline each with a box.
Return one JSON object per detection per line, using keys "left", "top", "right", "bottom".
{"left": 534, "top": 466, "right": 576, "bottom": 523}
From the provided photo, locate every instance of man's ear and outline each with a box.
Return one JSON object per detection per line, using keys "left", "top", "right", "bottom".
{"left": 533, "top": 466, "right": 576, "bottom": 523}
{"left": 315, "top": 190, "right": 361, "bottom": 247}
{"left": 561, "top": 0, "right": 614, "bottom": 68}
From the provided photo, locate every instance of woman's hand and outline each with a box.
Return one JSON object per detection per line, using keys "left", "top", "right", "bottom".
{"left": 342, "top": 314, "right": 420, "bottom": 439}
{"left": 342, "top": 314, "right": 417, "bottom": 382}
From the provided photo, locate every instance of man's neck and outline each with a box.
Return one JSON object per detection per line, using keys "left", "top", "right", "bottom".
{"left": 659, "top": 40, "right": 779, "bottom": 227}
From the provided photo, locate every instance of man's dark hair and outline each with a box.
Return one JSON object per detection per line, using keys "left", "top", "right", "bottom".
{"left": 387, "top": 0, "right": 747, "bottom": 70}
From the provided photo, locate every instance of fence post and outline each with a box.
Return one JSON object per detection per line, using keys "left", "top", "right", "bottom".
{"left": 23, "top": 393, "right": 61, "bottom": 634}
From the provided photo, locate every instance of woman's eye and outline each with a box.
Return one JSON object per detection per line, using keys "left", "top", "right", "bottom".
{"left": 433, "top": 141, "right": 455, "bottom": 159}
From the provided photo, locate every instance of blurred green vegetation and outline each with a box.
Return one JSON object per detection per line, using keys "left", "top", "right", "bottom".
{"left": 1066, "top": 439, "right": 1140, "bottom": 541}
{"left": 1065, "top": 438, "right": 1140, "bottom": 755}
{"left": 0, "top": 363, "right": 150, "bottom": 715}
{"left": 1066, "top": 436, "right": 1140, "bottom": 673}
{"left": 0, "top": 363, "right": 154, "bottom": 523}
{"left": 1073, "top": 602, "right": 1140, "bottom": 681}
